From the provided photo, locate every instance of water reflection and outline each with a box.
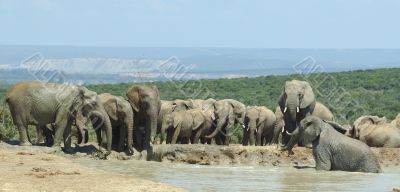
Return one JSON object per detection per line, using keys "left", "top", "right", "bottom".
{"left": 73, "top": 158, "right": 400, "bottom": 191}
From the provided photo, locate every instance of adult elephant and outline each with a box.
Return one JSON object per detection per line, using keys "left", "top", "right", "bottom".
{"left": 98, "top": 93, "right": 135, "bottom": 153}
{"left": 126, "top": 85, "right": 161, "bottom": 159}
{"left": 273, "top": 101, "right": 333, "bottom": 144}
{"left": 6, "top": 81, "right": 112, "bottom": 152}
{"left": 287, "top": 116, "right": 381, "bottom": 173}
{"left": 347, "top": 115, "right": 400, "bottom": 147}
{"left": 278, "top": 80, "right": 316, "bottom": 148}
{"left": 243, "top": 106, "right": 276, "bottom": 146}
{"left": 206, "top": 99, "right": 246, "bottom": 145}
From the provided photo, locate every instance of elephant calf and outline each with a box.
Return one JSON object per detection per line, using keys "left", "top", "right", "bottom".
{"left": 288, "top": 116, "right": 381, "bottom": 173}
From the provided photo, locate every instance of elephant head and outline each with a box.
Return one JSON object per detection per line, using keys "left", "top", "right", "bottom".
{"left": 126, "top": 85, "right": 161, "bottom": 151}
{"left": 160, "top": 113, "right": 173, "bottom": 144}
{"left": 206, "top": 99, "right": 245, "bottom": 143}
{"left": 287, "top": 116, "right": 348, "bottom": 146}
{"left": 350, "top": 116, "right": 387, "bottom": 139}
{"left": 272, "top": 106, "right": 284, "bottom": 144}
{"left": 243, "top": 106, "right": 264, "bottom": 145}
{"left": 172, "top": 99, "right": 194, "bottom": 111}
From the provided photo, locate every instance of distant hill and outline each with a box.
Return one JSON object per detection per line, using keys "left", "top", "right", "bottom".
{"left": 0, "top": 45, "right": 399, "bottom": 83}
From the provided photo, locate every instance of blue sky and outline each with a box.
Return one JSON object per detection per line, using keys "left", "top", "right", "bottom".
{"left": 1, "top": 0, "right": 399, "bottom": 48}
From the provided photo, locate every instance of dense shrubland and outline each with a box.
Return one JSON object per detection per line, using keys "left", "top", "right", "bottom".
{"left": 0, "top": 68, "right": 399, "bottom": 142}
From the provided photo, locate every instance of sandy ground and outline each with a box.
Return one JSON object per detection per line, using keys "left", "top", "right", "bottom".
{"left": 1, "top": 141, "right": 400, "bottom": 191}
{"left": 0, "top": 143, "right": 183, "bottom": 192}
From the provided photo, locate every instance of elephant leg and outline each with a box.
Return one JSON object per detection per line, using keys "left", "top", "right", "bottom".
{"left": 17, "top": 124, "right": 31, "bottom": 146}
{"left": 36, "top": 126, "right": 44, "bottom": 145}
{"left": 242, "top": 130, "right": 249, "bottom": 146}
{"left": 63, "top": 121, "right": 73, "bottom": 153}
{"left": 192, "top": 130, "right": 202, "bottom": 144}
{"left": 42, "top": 126, "right": 54, "bottom": 147}
{"left": 118, "top": 125, "right": 127, "bottom": 152}
{"left": 171, "top": 126, "right": 181, "bottom": 144}
{"left": 95, "top": 127, "right": 102, "bottom": 147}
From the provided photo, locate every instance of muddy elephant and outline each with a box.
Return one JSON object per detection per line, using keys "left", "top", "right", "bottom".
{"left": 126, "top": 85, "right": 161, "bottom": 158}
{"left": 278, "top": 80, "right": 316, "bottom": 147}
{"left": 243, "top": 106, "right": 276, "bottom": 146}
{"left": 206, "top": 99, "right": 246, "bottom": 145}
{"left": 6, "top": 81, "right": 112, "bottom": 152}
{"left": 160, "top": 111, "right": 195, "bottom": 144}
{"left": 273, "top": 101, "right": 333, "bottom": 144}
{"left": 287, "top": 116, "right": 381, "bottom": 173}
{"left": 98, "top": 93, "right": 135, "bottom": 153}
{"left": 347, "top": 115, "right": 400, "bottom": 147}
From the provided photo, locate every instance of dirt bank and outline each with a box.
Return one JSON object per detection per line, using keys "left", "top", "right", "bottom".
{"left": 152, "top": 144, "right": 400, "bottom": 167}
{"left": 0, "top": 143, "right": 183, "bottom": 192}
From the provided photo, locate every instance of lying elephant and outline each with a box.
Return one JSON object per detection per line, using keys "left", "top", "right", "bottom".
{"left": 348, "top": 115, "right": 400, "bottom": 147}
{"left": 287, "top": 116, "right": 381, "bottom": 173}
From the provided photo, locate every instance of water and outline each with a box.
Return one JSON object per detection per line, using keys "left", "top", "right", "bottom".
{"left": 73, "top": 158, "right": 400, "bottom": 191}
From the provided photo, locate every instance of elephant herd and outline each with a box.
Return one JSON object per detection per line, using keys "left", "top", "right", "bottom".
{"left": 4, "top": 79, "right": 400, "bottom": 172}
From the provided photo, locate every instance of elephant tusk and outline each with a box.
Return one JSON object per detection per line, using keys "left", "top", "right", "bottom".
{"left": 283, "top": 107, "right": 287, "bottom": 113}
{"left": 241, "top": 124, "right": 245, "bottom": 129}
{"left": 296, "top": 107, "right": 299, "bottom": 113}
{"left": 255, "top": 129, "right": 258, "bottom": 133}
{"left": 281, "top": 127, "right": 285, "bottom": 133}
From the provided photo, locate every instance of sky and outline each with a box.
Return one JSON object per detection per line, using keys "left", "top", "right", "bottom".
{"left": 0, "top": 0, "right": 400, "bottom": 48}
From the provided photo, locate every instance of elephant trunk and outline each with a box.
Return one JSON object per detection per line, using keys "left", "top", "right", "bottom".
{"left": 146, "top": 111, "right": 158, "bottom": 150}
{"left": 91, "top": 110, "right": 112, "bottom": 151}
{"left": 205, "top": 118, "right": 223, "bottom": 139}
{"left": 248, "top": 121, "right": 257, "bottom": 145}
{"left": 126, "top": 112, "right": 134, "bottom": 154}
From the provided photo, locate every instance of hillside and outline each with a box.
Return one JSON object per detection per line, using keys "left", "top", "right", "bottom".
{"left": 0, "top": 68, "right": 399, "bottom": 142}
{"left": 85, "top": 68, "right": 400, "bottom": 123}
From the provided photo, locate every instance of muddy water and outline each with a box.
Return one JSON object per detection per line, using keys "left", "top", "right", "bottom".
{"left": 73, "top": 158, "right": 400, "bottom": 191}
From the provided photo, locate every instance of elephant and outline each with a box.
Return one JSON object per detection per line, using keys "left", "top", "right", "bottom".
{"left": 98, "top": 93, "right": 135, "bottom": 153}
{"left": 287, "top": 116, "right": 381, "bottom": 173}
{"left": 390, "top": 113, "right": 400, "bottom": 128}
{"left": 347, "top": 115, "right": 400, "bottom": 147}
{"left": 242, "top": 106, "right": 276, "bottom": 146}
{"left": 172, "top": 99, "right": 194, "bottom": 111}
{"left": 126, "top": 85, "right": 161, "bottom": 159}
{"left": 273, "top": 101, "right": 333, "bottom": 144}
{"left": 278, "top": 80, "right": 316, "bottom": 147}
{"left": 160, "top": 111, "right": 194, "bottom": 144}
{"left": 155, "top": 100, "right": 175, "bottom": 144}
{"left": 6, "top": 81, "right": 112, "bottom": 152}
{"left": 206, "top": 99, "right": 246, "bottom": 145}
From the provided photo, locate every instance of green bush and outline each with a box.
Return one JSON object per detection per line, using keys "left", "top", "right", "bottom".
{"left": 1, "top": 68, "right": 400, "bottom": 143}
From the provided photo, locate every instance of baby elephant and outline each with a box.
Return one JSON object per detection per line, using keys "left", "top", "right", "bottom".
{"left": 243, "top": 106, "right": 276, "bottom": 146}
{"left": 288, "top": 116, "right": 381, "bottom": 173}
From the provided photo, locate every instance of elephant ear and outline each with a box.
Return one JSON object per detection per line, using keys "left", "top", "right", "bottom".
{"left": 103, "top": 97, "right": 118, "bottom": 121}
{"left": 278, "top": 90, "right": 286, "bottom": 112}
{"left": 191, "top": 112, "right": 204, "bottom": 130}
{"left": 173, "top": 116, "right": 182, "bottom": 129}
{"left": 324, "top": 120, "right": 348, "bottom": 134}
{"left": 257, "top": 107, "right": 267, "bottom": 126}
{"left": 300, "top": 82, "right": 315, "bottom": 109}
{"left": 126, "top": 86, "right": 140, "bottom": 112}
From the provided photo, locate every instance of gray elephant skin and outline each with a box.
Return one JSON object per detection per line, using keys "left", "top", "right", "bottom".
{"left": 348, "top": 115, "right": 400, "bottom": 147}
{"left": 288, "top": 116, "right": 381, "bottom": 173}
{"left": 243, "top": 106, "right": 276, "bottom": 146}
{"left": 273, "top": 101, "right": 333, "bottom": 144}
{"left": 206, "top": 99, "right": 246, "bottom": 145}
{"left": 6, "top": 81, "right": 112, "bottom": 152}
{"left": 98, "top": 93, "right": 135, "bottom": 153}
{"left": 126, "top": 85, "right": 161, "bottom": 158}
{"left": 278, "top": 80, "right": 316, "bottom": 146}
